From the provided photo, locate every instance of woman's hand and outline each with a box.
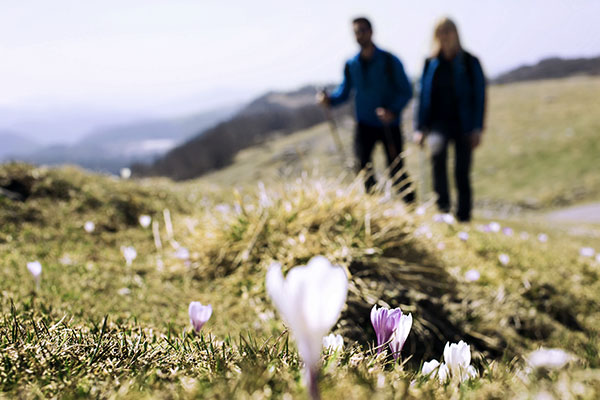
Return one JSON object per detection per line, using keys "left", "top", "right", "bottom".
{"left": 413, "top": 131, "right": 425, "bottom": 147}
{"left": 470, "top": 130, "right": 482, "bottom": 149}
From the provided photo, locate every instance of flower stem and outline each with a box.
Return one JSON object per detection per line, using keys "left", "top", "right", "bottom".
{"left": 308, "top": 367, "right": 320, "bottom": 400}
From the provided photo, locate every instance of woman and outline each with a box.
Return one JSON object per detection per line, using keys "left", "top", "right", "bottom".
{"left": 414, "top": 17, "right": 486, "bottom": 222}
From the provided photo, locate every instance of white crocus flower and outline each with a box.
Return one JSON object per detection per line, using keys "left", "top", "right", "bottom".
{"left": 442, "top": 214, "right": 455, "bottom": 225}
{"left": 527, "top": 348, "right": 575, "bottom": 370}
{"left": 215, "top": 204, "right": 231, "bottom": 215}
{"left": 27, "top": 261, "right": 42, "bottom": 288}
{"left": 121, "top": 246, "right": 137, "bottom": 266}
{"left": 488, "top": 222, "right": 501, "bottom": 232}
{"left": 423, "top": 341, "right": 479, "bottom": 383}
{"left": 421, "top": 359, "right": 440, "bottom": 377}
{"left": 84, "top": 221, "right": 95, "bottom": 233}
{"left": 267, "top": 256, "right": 348, "bottom": 399}
{"left": 139, "top": 215, "right": 152, "bottom": 228}
{"left": 498, "top": 253, "right": 510, "bottom": 266}
{"left": 258, "top": 181, "right": 273, "bottom": 209}
{"left": 120, "top": 168, "right": 131, "bottom": 179}
{"left": 443, "top": 341, "right": 472, "bottom": 380}
{"left": 389, "top": 313, "right": 413, "bottom": 361}
{"left": 538, "top": 233, "right": 548, "bottom": 243}
{"left": 465, "top": 365, "right": 478, "bottom": 380}
{"left": 465, "top": 269, "right": 480, "bottom": 282}
{"left": 579, "top": 247, "right": 595, "bottom": 258}
{"left": 458, "top": 231, "right": 469, "bottom": 241}
{"left": 175, "top": 247, "right": 190, "bottom": 260}
{"left": 437, "top": 362, "right": 450, "bottom": 383}
{"left": 433, "top": 213, "right": 455, "bottom": 224}
{"left": 322, "top": 333, "right": 344, "bottom": 353}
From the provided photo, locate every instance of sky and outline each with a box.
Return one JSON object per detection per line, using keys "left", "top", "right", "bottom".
{"left": 1, "top": 0, "right": 600, "bottom": 142}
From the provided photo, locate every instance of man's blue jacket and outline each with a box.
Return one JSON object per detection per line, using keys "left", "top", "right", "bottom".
{"left": 416, "top": 51, "right": 486, "bottom": 135}
{"left": 329, "top": 46, "right": 413, "bottom": 127}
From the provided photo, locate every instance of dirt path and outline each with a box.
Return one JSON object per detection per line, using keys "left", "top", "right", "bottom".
{"left": 545, "top": 202, "right": 600, "bottom": 225}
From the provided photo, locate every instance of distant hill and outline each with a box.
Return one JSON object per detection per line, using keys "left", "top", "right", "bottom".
{"left": 16, "top": 105, "right": 238, "bottom": 174}
{"left": 0, "top": 132, "right": 41, "bottom": 161}
{"left": 134, "top": 85, "right": 351, "bottom": 181}
{"left": 493, "top": 55, "right": 600, "bottom": 84}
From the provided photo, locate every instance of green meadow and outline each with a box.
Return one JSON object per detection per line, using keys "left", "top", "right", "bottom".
{"left": 1, "top": 77, "right": 600, "bottom": 399}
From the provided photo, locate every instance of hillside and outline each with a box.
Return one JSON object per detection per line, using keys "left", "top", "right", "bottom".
{"left": 0, "top": 131, "right": 40, "bottom": 161}
{"left": 134, "top": 85, "right": 351, "bottom": 180}
{"left": 494, "top": 55, "right": 600, "bottom": 84}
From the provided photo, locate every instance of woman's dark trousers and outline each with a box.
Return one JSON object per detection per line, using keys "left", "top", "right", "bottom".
{"left": 431, "top": 132, "right": 472, "bottom": 221}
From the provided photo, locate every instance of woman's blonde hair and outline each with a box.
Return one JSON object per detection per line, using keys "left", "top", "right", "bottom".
{"left": 432, "top": 17, "right": 462, "bottom": 57}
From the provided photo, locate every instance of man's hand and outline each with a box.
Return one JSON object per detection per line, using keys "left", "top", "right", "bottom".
{"left": 413, "top": 131, "right": 425, "bottom": 147}
{"left": 316, "top": 91, "right": 330, "bottom": 107}
{"left": 376, "top": 107, "right": 396, "bottom": 124}
{"left": 470, "top": 130, "right": 482, "bottom": 149}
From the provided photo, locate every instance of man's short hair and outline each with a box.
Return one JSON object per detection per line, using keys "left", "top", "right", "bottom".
{"left": 352, "top": 17, "right": 372, "bottom": 31}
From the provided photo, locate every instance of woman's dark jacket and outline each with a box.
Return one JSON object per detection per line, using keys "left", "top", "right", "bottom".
{"left": 416, "top": 50, "right": 486, "bottom": 135}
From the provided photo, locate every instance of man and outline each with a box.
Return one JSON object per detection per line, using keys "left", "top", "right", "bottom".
{"left": 317, "top": 17, "right": 415, "bottom": 203}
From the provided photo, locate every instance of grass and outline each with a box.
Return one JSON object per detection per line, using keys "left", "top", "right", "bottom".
{"left": 1, "top": 77, "right": 600, "bottom": 398}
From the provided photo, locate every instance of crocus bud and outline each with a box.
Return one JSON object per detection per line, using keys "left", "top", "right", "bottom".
{"left": 465, "top": 269, "right": 480, "bottom": 282}
{"left": 498, "top": 254, "right": 510, "bottom": 266}
{"left": 527, "top": 348, "right": 575, "bottom": 370}
{"left": 458, "top": 232, "right": 469, "bottom": 241}
{"left": 120, "top": 168, "right": 131, "bottom": 179}
{"left": 580, "top": 247, "right": 595, "bottom": 258}
{"left": 488, "top": 222, "right": 501, "bottom": 232}
{"left": 121, "top": 246, "right": 137, "bottom": 266}
{"left": 84, "top": 221, "right": 95, "bottom": 233}
{"left": 322, "top": 333, "right": 344, "bottom": 353}
{"left": 139, "top": 215, "right": 152, "bottom": 228}
{"left": 27, "top": 261, "right": 42, "bottom": 288}
{"left": 174, "top": 246, "right": 190, "bottom": 260}
{"left": 188, "top": 302, "right": 212, "bottom": 332}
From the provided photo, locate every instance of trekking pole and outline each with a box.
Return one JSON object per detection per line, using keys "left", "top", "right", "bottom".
{"left": 319, "top": 88, "right": 346, "bottom": 158}
{"left": 325, "top": 108, "right": 346, "bottom": 156}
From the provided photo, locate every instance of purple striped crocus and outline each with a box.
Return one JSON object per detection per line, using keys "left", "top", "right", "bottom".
{"left": 189, "top": 302, "right": 212, "bottom": 332}
{"left": 371, "top": 305, "right": 412, "bottom": 359}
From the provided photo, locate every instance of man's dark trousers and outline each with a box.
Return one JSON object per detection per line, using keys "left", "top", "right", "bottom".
{"left": 354, "top": 122, "right": 415, "bottom": 203}
{"left": 431, "top": 132, "right": 472, "bottom": 221}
